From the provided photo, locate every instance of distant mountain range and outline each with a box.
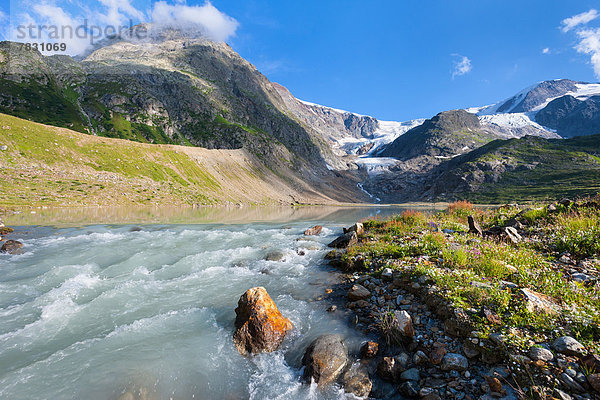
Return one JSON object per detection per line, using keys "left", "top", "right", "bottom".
{"left": 1, "top": 34, "right": 599, "bottom": 204}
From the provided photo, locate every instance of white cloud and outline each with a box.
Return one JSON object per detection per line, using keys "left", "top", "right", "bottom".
{"left": 561, "top": 9, "right": 599, "bottom": 33}
{"left": 542, "top": 47, "right": 550, "bottom": 54}
{"left": 8, "top": 0, "right": 238, "bottom": 56}
{"left": 97, "top": 0, "right": 144, "bottom": 27}
{"left": 451, "top": 54, "right": 472, "bottom": 78}
{"left": 150, "top": 1, "right": 239, "bottom": 42}
{"left": 574, "top": 28, "right": 600, "bottom": 78}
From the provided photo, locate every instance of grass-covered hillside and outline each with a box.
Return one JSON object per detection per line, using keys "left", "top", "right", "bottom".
{"left": 0, "top": 113, "right": 346, "bottom": 207}
{"left": 427, "top": 134, "right": 600, "bottom": 203}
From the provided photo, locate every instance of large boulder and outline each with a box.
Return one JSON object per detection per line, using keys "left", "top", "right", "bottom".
{"left": 327, "top": 231, "right": 357, "bottom": 248}
{"left": 1, "top": 240, "right": 23, "bottom": 254}
{"left": 302, "top": 334, "right": 348, "bottom": 385}
{"left": 233, "top": 287, "right": 293, "bottom": 356}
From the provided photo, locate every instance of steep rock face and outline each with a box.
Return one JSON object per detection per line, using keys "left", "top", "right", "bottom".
{"left": 536, "top": 95, "right": 600, "bottom": 137}
{"left": 0, "top": 39, "right": 338, "bottom": 171}
{"left": 379, "top": 110, "right": 500, "bottom": 161}
{"left": 273, "top": 83, "right": 378, "bottom": 142}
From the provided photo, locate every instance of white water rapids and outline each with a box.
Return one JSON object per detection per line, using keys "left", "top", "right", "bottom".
{"left": 0, "top": 207, "right": 440, "bottom": 399}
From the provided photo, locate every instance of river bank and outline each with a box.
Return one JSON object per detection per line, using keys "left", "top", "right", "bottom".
{"left": 323, "top": 198, "right": 600, "bottom": 399}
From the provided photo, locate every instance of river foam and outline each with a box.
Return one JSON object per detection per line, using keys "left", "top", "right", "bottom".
{"left": 0, "top": 222, "right": 369, "bottom": 400}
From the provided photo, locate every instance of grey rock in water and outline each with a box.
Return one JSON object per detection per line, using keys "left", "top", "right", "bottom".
{"left": 265, "top": 250, "right": 285, "bottom": 261}
{"left": 302, "top": 334, "right": 348, "bottom": 385}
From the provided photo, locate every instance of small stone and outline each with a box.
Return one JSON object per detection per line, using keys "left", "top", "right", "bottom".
{"left": 552, "top": 336, "right": 586, "bottom": 357}
{"left": 327, "top": 305, "right": 337, "bottom": 312}
{"left": 398, "top": 381, "right": 420, "bottom": 397}
{"left": 233, "top": 287, "right": 293, "bottom": 355}
{"left": 430, "top": 346, "right": 447, "bottom": 365}
{"left": 381, "top": 268, "right": 393, "bottom": 282}
{"left": 587, "top": 373, "right": 600, "bottom": 393}
{"left": 359, "top": 341, "right": 379, "bottom": 359}
{"left": 519, "top": 288, "right": 560, "bottom": 315}
{"left": 400, "top": 368, "right": 420, "bottom": 381}
{"left": 377, "top": 357, "right": 399, "bottom": 381}
{"left": 0, "top": 145, "right": 7, "bottom": 151}
{"left": 391, "top": 310, "right": 415, "bottom": 339}
{"left": 468, "top": 216, "right": 483, "bottom": 236}
{"left": 342, "top": 363, "right": 372, "bottom": 398}
{"left": 489, "top": 333, "right": 506, "bottom": 346}
{"left": 394, "top": 353, "right": 410, "bottom": 369}
{"left": 441, "top": 353, "right": 469, "bottom": 371}
{"left": 504, "top": 226, "right": 522, "bottom": 244}
{"left": 559, "top": 372, "right": 586, "bottom": 393}
{"left": 553, "top": 388, "right": 573, "bottom": 400}
{"left": 529, "top": 346, "right": 554, "bottom": 362}
{"left": 485, "top": 376, "right": 503, "bottom": 393}
{"left": 348, "top": 284, "right": 370, "bottom": 301}
{"left": 413, "top": 350, "right": 428, "bottom": 365}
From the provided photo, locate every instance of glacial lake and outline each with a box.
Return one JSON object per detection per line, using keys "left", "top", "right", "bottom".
{"left": 0, "top": 205, "right": 443, "bottom": 400}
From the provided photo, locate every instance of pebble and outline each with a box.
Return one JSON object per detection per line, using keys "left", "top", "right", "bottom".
{"left": 529, "top": 346, "right": 554, "bottom": 362}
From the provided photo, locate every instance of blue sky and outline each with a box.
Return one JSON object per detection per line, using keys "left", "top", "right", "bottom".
{"left": 2, "top": 0, "right": 600, "bottom": 121}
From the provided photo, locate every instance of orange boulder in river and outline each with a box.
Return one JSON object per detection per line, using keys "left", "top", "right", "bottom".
{"left": 233, "top": 287, "right": 294, "bottom": 356}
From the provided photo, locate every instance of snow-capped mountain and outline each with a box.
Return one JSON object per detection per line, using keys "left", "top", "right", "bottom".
{"left": 471, "top": 79, "right": 600, "bottom": 138}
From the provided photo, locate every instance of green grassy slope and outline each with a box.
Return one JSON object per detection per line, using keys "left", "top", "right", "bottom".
{"left": 0, "top": 113, "right": 318, "bottom": 207}
{"left": 439, "top": 135, "right": 600, "bottom": 203}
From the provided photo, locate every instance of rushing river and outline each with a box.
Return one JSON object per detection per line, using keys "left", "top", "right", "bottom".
{"left": 0, "top": 206, "right": 441, "bottom": 400}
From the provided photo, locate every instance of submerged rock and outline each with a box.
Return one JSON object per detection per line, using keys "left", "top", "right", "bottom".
{"left": 265, "top": 250, "right": 285, "bottom": 261}
{"left": 327, "top": 231, "right": 358, "bottom": 249}
{"left": 233, "top": 287, "right": 293, "bottom": 356}
{"left": 1, "top": 240, "right": 23, "bottom": 254}
{"left": 302, "top": 334, "right": 348, "bottom": 385}
{"left": 304, "top": 225, "right": 323, "bottom": 236}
